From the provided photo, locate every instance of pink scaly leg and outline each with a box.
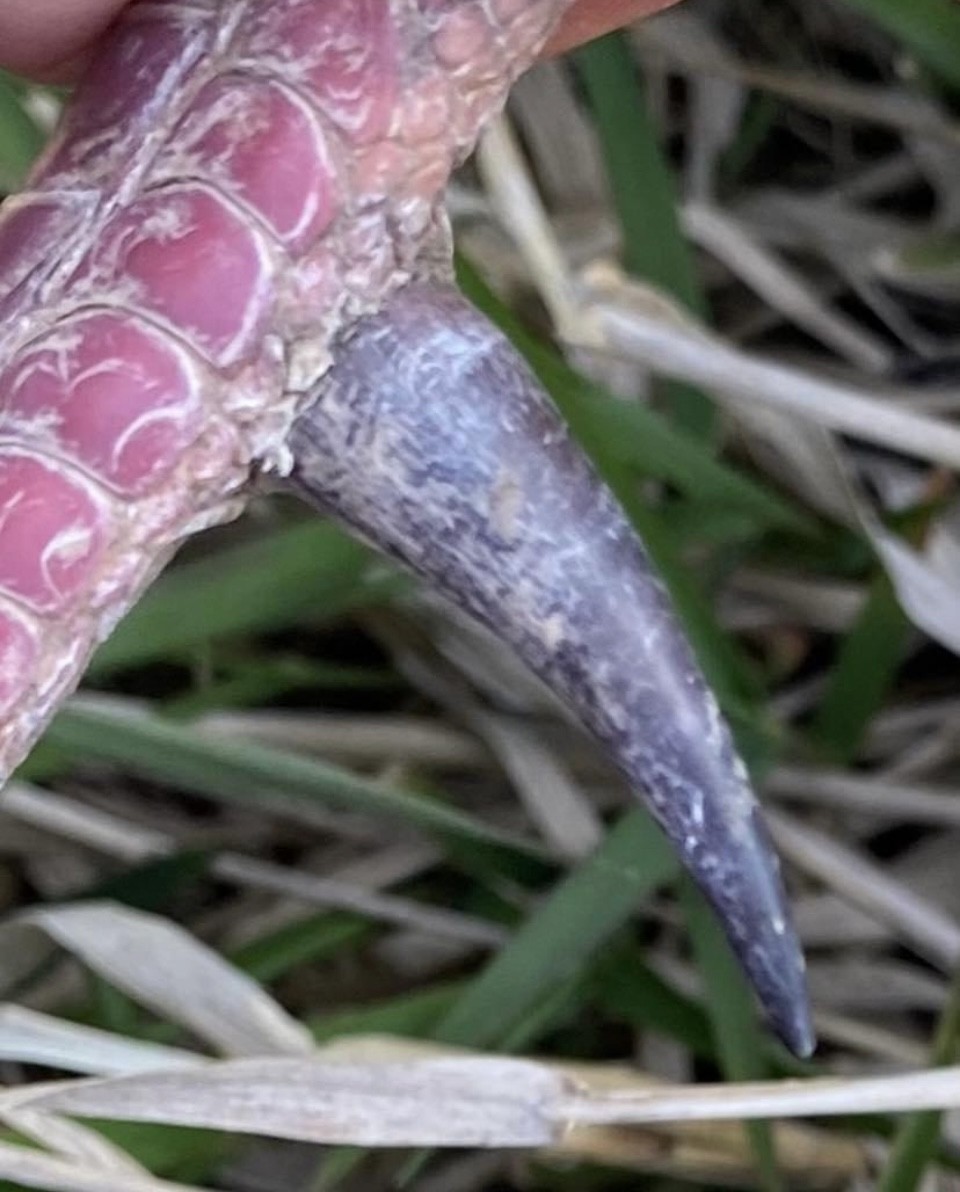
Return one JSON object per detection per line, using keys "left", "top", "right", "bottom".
{"left": 0, "top": 0, "right": 572, "bottom": 770}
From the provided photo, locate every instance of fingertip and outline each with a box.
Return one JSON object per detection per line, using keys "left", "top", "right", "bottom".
{"left": 0, "top": 0, "right": 129, "bottom": 79}
{"left": 542, "top": 0, "right": 683, "bottom": 57}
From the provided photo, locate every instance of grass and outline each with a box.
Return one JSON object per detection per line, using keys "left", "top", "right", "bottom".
{"left": 2, "top": 1, "right": 960, "bottom": 1189}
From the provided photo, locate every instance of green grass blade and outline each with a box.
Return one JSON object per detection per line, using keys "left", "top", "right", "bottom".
{"left": 310, "top": 983, "right": 462, "bottom": 1043}
{"left": 45, "top": 701, "right": 547, "bottom": 864}
{"left": 367, "top": 815, "right": 679, "bottom": 1190}
{"left": 163, "top": 659, "right": 399, "bottom": 719}
{"left": 812, "top": 571, "right": 910, "bottom": 762}
{"left": 592, "top": 940, "right": 716, "bottom": 1058}
{"left": 230, "top": 914, "right": 374, "bottom": 984}
{"left": 682, "top": 879, "right": 783, "bottom": 1192}
{"left": 839, "top": 0, "right": 960, "bottom": 91}
{"left": 574, "top": 34, "right": 713, "bottom": 436}
{"left": 0, "top": 72, "right": 45, "bottom": 191}
{"left": 82, "top": 1122, "right": 233, "bottom": 1185}
{"left": 90, "top": 522, "right": 402, "bottom": 677}
{"left": 879, "top": 968, "right": 960, "bottom": 1192}
{"left": 434, "top": 810, "right": 679, "bottom": 1048}
{"left": 574, "top": 36, "right": 704, "bottom": 314}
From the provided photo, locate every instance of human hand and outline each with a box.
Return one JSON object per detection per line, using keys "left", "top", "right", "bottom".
{"left": 544, "top": 0, "right": 682, "bottom": 55}
{"left": 0, "top": 0, "right": 680, "bottom": 81}
{"left": 0, "top": 0, "right": 130, "bottom": 80}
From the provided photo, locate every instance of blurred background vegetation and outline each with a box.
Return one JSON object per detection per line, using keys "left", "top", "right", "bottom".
{"left": 2, "top": 0, "right": 960, "bottom": 1188}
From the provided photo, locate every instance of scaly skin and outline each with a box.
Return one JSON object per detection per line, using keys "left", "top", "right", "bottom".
{"left": 0, "top": 0, "right": 573, "bottom": 774}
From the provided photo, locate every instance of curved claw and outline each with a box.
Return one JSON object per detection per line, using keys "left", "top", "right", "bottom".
{"left": 285, "top": 282, "right": 814, "bottom": 1058}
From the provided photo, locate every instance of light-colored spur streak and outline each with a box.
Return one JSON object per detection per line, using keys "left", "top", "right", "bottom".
{"left": 0, "top": 0, "right": 574, "bottom": 775}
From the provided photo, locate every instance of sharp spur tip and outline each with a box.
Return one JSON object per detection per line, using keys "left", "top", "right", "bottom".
{"left": 698, "top": 802, "right": 815, "bottom": 1058}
